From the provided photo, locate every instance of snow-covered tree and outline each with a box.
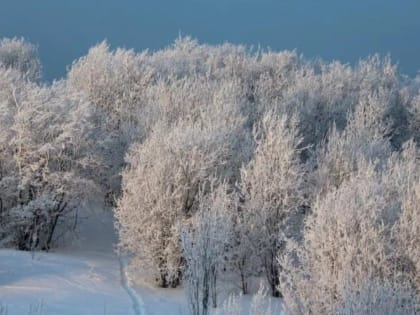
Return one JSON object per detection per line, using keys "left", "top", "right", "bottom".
{"left": 409, "top": 91, "right": 420, "bottom": 144}
{"left": 280, "top": 162, "right": 394, "bottom": 315}
{"left": 0, "top": 37, "right": 416, "bottom": 310}
{"left": 390, "top": 141, "right": 420, "bottom": 289}
{"left": 213, "top": 283, "right": 274, "bottom": 315}
{"left": 336, "top": 278, "right": 419, "bottom": 315}
{"left": 280, "top": 144, "right": 420, "bottom": 314}
{"left": 0, "top": 37, "right": 42, "bottom": 82}
{"left": 0, "top": 72, "right": 96, "bottom": 250}
{"left": 240, "top": 111, "right": 307, "bottom": 297}
{"left": 66, "top": 42, "right": 154, "bottom": 205}
{"left": 181, "top": 181, "right": 234, "bottom": 315}
{"left": 225, "top": 197, "right": 256, "bottom": 295}
{"left": 313, "top": 93, "right": 392, "bottom": 196}
{"left": 67, "top": 41, "right": 152, "bottom": 134}
{"left": 115, "top": 117, "right": 243, "bottom": 287}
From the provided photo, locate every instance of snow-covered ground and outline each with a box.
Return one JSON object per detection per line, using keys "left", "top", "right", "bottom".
{"left": 0, "top": 249, "right": 136, "bottom": 315}
{"left": 0, "top": 209, "right": 282, "bottom": 315}
{"left": 0, "top": 209, "right": 139, "bottom": 315}
{"left": 133, "top": 283, "right": 188, "bottom": 315}
{"left": 133, "top": 282, "right": 283, "bottom": 315}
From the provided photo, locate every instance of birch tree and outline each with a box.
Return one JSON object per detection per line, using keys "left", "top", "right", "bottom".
{"left": 181, "top": 181, "right": 234, "bottom": 315}
{"left": 240, "top": 111, "right": 307, "bottom": 297}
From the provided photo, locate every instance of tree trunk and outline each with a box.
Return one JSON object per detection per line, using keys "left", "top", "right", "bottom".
{"left": 210, "top": 265, "right": 217, "bottom": 308}
{"left": 240, "top": 268, "right": 248, "bottom": 295}
{"left": 202, "top": 270, "right": 209, "bottom": 315}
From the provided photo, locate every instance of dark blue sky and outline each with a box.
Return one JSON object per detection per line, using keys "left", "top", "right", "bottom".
{"left": 1, "top": 0, "right": 419, "bottom": 81}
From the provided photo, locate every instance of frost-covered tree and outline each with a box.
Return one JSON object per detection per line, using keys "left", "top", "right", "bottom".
{"left": 313, "top": 93, "right": 392, "bottom": 196}
{"left": 115, "top": 117, "right": 244, "bottom": 287}
{"left": 225, "top": 197, "right": 256, "bottom": 295}
{"left": 409, "top": 91, "right": 420, "bottom": 144}
{"left": 336, "top": 278, "right": 419, "bottom": 315}
{"left": 240, "top": 112, "right": 307, "bottom": 297}
{"left": 67, "top": 41, "right": 152, "bottom": 133}
{"left": 0, "top": 71, "right": 96, "bottom": 250}
{"left": 114, "top": 49, "right": 251, "bottom": 286}
{"left": 390, "top": 141, "right": 420, "bottom": 289}
{"left": 66, "top": 42, "right": 154, "bottom": 205}
{"left": 181, "top": 181, "right": 234, "bottom": 315}
{"left": 280, "top": 143, "right": 420, "bottom": 315}
{"left": 0, "top": 37, "right": 415, "bottom": 306}
{"left": 0, "top": 37, "right": 42, "bottom": 82}
{"left": 279, "top": 89, "right": 414, "bottom": 313}
{"left": 280, "top": 163, "right": 394, "bottom": 315}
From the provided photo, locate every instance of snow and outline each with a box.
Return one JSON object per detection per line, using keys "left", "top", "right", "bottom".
{"left": 119, "top": 257, "right": 147, "bottom": 315}
{"left": 0, "top": 209, "right": 137, "bottom": 315}
{"left": 133, "top": 285, "right": 283, "bottom": 315}
{"left": 0, "top": 249, "right": 134, "bottom": 315}
{"left": 130, "top": 276, "right": 284, "bottom": 315}
{"left": 0, "top": 209, "right": 282, "bottom": 315}
{"left": 132, "top": 282, "right": 188, "bottom": 315}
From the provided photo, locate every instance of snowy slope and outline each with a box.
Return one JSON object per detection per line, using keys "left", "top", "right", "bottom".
{"left": 0, "top": 208, "right": 141, "bottom": 315}
{"left": 0, "top": 249, "right": 135, "bottom": 315}
{"left": 0, "top": 209, "right": 282, "bottom": 315}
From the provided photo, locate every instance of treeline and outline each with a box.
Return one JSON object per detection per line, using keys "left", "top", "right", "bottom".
{"left": 1, "top": 37, "right": 420, "bottom": 314}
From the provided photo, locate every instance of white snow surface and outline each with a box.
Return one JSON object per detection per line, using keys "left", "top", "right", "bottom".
{"left": 0, "top": 208, "right": 282, "bottom": 315}
{"left": 0, "top": 209, "right": 139, "bottom": 315}
{"left": 132, "top": 283, "right": 188, "bottom": 315}
{"left": 0, "top": 249, "right": 135, "bottom": 315}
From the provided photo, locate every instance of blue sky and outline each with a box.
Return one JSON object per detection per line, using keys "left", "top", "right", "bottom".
{"left": 1, "top": 0, "right": 419, "bottom": 80}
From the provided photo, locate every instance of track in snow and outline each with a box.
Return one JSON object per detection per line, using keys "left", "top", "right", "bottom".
{"left": 119, "top": 255, "right": 146, "bottom": 315}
